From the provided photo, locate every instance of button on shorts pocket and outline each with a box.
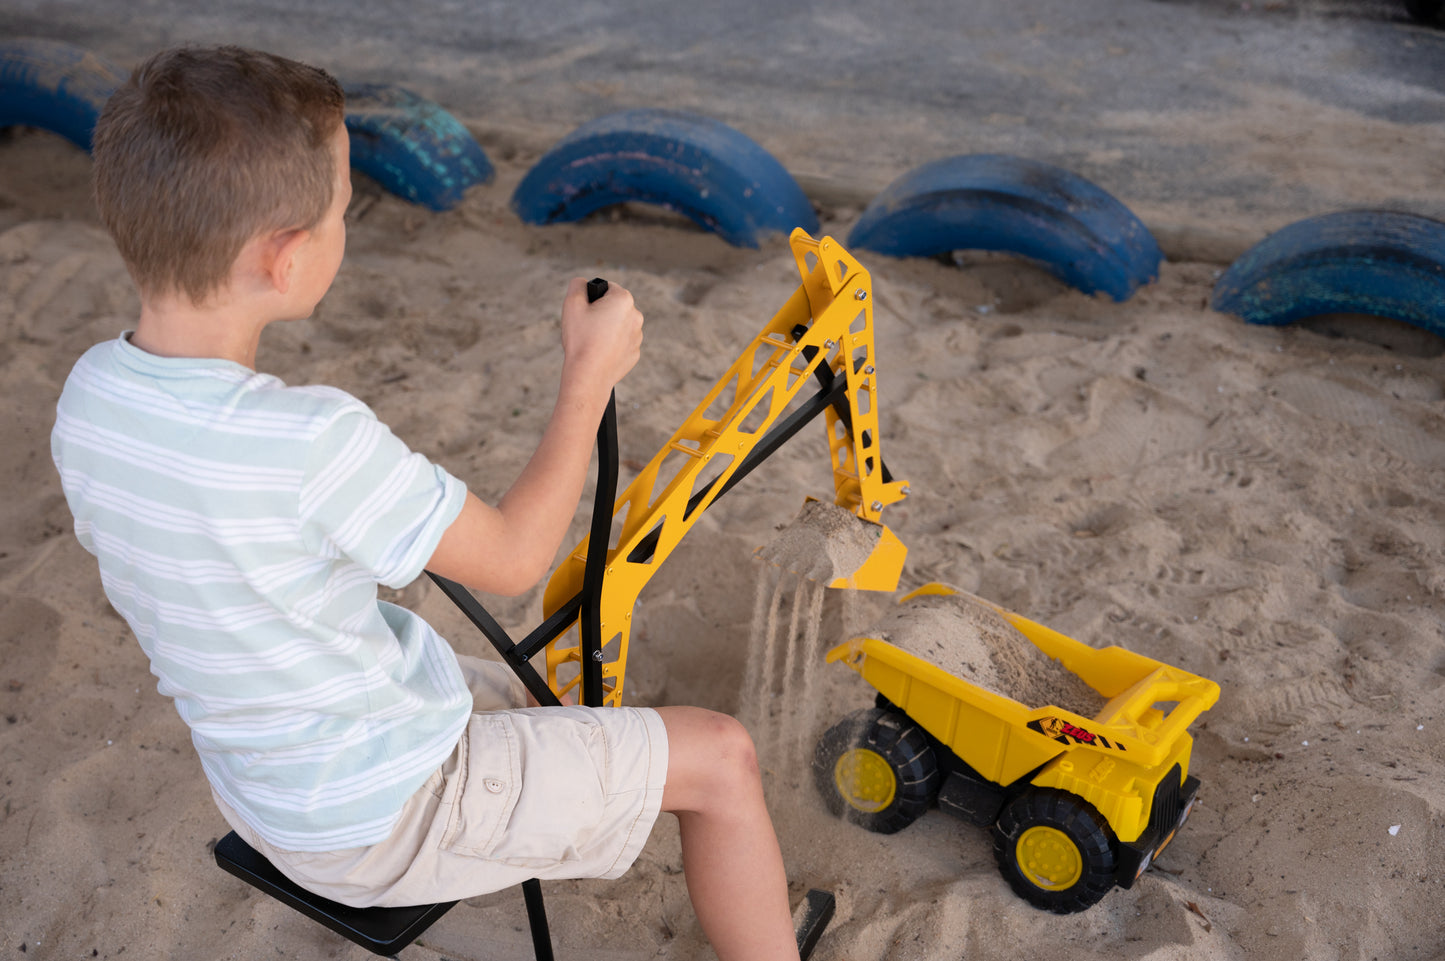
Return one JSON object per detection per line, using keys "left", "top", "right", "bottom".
{"left": 440, "top": 714, "right": 521, "bottom": 857}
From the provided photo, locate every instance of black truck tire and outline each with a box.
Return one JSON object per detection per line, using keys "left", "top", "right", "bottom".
{"left": 813, "top": 708, "right": 939, "bottom": 834}
{"left": 992, "top": 787, "right": 1118, "bottom": 913}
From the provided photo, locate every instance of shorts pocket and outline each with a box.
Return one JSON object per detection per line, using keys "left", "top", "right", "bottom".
{"left": 486, "top": 709, "right": 608, "bottom": 869}
{"left": 440, "top": 714, "right": 522, "bottom": 858}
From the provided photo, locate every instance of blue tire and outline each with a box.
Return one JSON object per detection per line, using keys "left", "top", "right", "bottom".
{"left": 0, "top": 38, "right": 124, "bottom": 151}
{"left": 847, "top": 154, "right": 1162, "bottom": 302}
{"left": 343, "top": 82, "right": 493, "bottom": 211}
{"left": 511, "top": 108, "right": 817, "bottom": 248}
{"left": 1211, "top": 211, "right": 1445, "bottom": 339}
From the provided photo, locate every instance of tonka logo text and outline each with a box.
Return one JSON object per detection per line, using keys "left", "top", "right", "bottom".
{"left": 1029, "top": 716, "right": 1126, "bottom": 751}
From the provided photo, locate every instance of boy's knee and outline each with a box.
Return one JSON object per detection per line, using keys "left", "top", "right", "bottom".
{"left": 704, "top": 710, "right": 760, "bottom": 780}
{"left": 659, "top": 707, "right": 764, "bottom": 812}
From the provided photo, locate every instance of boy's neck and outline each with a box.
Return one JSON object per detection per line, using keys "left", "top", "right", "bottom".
{"left": 131, "top": 296, "right": 272, "bottom": 369}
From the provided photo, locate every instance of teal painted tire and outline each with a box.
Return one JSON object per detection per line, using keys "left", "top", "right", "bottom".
{"left": 342, "top": 82, "right": 493, "bottom": 211}
{"left": 1211, "top": 210, "right": 1445, "bottom": 339}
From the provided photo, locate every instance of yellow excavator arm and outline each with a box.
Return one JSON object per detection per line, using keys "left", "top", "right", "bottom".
{"left": 539, "top": 229, "right": 910, "bottom": 705}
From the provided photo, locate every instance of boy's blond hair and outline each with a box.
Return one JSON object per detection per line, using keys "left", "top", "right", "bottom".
{"left": 92, "top": 45, "right": 345, "bottom": 304}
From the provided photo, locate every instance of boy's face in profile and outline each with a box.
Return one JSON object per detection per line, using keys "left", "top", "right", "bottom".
{"left": 287, "top": 122, "right": 352, "bottom": 319}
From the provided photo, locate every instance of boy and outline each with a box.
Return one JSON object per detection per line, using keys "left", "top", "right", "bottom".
{"left": 52, "top": 45, "right": 799, "bottom": 961}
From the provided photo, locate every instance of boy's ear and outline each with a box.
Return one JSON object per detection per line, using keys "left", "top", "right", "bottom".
{"left": 261, "top": 228, "right": 312, "bottom": 295}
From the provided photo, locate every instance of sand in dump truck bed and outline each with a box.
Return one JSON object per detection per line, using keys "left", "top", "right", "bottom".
{"left": 866, "top": 589, "right": 1109, "bottom": 719}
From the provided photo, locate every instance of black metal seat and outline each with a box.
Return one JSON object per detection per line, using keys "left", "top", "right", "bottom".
{"left": 213, "top": 831, "right": 463, "bottom": 958}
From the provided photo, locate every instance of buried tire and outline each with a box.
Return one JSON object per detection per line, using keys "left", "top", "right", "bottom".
{"left": 0, "top": 38, "right": 124, "bottom": 151}
{"left": 511, "top": 108, "right": 818, "bottom": 248}
{"left": 1210, "top": 210, "right": 1445, "bottom": 339}
{"left": 992, "top": 787, "right": 1118, "bottom": 913}
{"left": 341, "top": 81, "right": 493, "bottom": 211}
{"left": 813, "top": 708, "right": 939, "bottom": 834}
{"left": 845, "top": 153, "right": 1162, "bottom": 302}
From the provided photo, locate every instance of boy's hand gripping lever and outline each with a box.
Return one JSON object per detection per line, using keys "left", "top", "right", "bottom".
{"left": 580, "top": 278, "right": 617, "bottom": 709}
{"left": 424, "top": 278, "right": 618, "bottom": 713}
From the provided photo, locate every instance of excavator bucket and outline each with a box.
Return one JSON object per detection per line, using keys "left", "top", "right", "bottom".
{"left": 759, "top": 496, "right": 907, "bottom": 592}
{"left": 840, "top": 522, "right": 907, "bottom": 591}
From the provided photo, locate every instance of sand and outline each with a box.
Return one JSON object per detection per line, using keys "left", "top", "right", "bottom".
{"left": 2, "top": 88, "right": 1444, "bottom": 961}
{"left": 757, "top": 499, "right": 885, "bottom": 587}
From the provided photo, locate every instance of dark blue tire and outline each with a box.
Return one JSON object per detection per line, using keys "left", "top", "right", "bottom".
{"left": 847, "top": 154, "right": 1162, "bottom": 302}
{"left": 342, "top": 82, "right": 493, "bottom": 211}
{"left": 511, "top": 108, "right": 818, "bottom": 248}
{"left": 0, "top": 38, "right": 124, "bottom": 151}
{"left": 1211, "top": 210, "right": 1445, "bottom": 339}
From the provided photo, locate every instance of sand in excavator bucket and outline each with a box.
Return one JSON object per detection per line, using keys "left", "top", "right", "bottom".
{"left": 756, "top": 498, "right": 907, "bottom": 591}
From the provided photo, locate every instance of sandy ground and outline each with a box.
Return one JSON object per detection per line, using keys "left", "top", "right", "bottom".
{"left": 2, "top": 19, "right": 1445, "bottom": 958}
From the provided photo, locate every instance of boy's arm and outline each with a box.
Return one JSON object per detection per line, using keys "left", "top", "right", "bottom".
{"left": 425, "top": 278, "right": 643, "bottom": 597}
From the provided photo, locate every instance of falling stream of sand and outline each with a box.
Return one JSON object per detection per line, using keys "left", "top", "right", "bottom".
{"left": 741, "top": 500, "right": 879, "bottom": 775}
{"left": 739, "top": 567, "right": 821, "bottom": 770}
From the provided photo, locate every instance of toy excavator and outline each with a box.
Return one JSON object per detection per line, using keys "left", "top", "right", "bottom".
{"left": 430, "top": 227, "right": 910, "bottom": 711}
{"left": 423, "top": 227, "right": 906, "bottom": 959}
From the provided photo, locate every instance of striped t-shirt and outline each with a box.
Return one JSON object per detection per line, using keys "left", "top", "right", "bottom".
{"left": 51, "top": 334, "right": 473, "bottom": 851}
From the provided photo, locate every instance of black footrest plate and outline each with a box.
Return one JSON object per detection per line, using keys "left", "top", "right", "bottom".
{"left": 794, "top": 888, "right": 837, "bottom": 961}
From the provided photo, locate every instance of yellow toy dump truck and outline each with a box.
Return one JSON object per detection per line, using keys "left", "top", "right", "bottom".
{"left": 815, "top": 585, "right": 1220, "bottom": 914}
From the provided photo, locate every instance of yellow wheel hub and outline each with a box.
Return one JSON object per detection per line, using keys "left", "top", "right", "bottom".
{"left": 1016, "top": 826, "right": 1083, "bottom": 891}
{"left": 833, "top": 748, "right": 896, "bottom": 813}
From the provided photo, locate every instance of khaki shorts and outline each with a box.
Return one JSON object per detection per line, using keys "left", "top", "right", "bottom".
{"left": 212, "top": 655, "right": 669, "bottom": 908}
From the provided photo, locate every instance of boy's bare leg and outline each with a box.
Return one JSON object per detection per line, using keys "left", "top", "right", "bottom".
{"left": 655, "top": 705, "right": 801, "bottom": 961}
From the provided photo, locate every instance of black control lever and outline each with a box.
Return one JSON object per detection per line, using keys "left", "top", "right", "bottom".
{"left": 579, "top": 277, "right": 617, "bottom": 708}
